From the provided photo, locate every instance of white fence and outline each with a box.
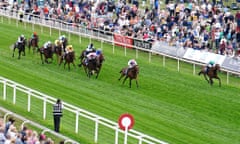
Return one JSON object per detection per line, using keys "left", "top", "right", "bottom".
{"left": 0, "top": 106, "right": 79, "bottom": 144}
{"left": 0, "top": 75, "right": 168, "bottom": 144}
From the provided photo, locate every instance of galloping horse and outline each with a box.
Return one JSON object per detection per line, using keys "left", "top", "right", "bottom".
{"left": 37, "top": 44, "right": 54, "bottom": 64}
{"left": 12, "top": 39, "right": 27, "bottom": 59}
{"left": 198, "top": 64, "right": 221, "bottom": 86}
{"left": 53, "top": 41, "right": 63, "bottom": 64}
{"left": 81, "top": 53, "right": 105, "bottom": 79}
{"left": 118, "top": 65, "right": 139, "bottom": 88}
{"left": 78, "top": 49, "right": 96, "bottom": 67}
{"left": 59, "top": 52, "right": 76, "bottom": 71}
{"left": 28, "top": 36, "right": 39, "bottom": 54}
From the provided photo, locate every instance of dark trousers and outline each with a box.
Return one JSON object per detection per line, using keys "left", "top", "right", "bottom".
{"left": 53, "top": 115, "right": 61, "bottom": 132}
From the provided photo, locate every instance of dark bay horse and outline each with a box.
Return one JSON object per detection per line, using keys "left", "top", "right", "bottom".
{"left": 12, "top": 39, "right": 27, "bottom": 59}
{"left": 53, "top": 42, "right": 63, "bottom": 64}
{"left": 78, "top": 49, "right": 96, "bottom": 67}
{"left": 59, "top": 52, "right": 76, "bottom": 71}
{"left": 118, "top": 65, "right": 139, "bottom": 88}
{"left": 37, "top": 44, "right": 54, "bottom": 64}
{"left": 198, "top": 64, "right": 221, "bottom": 86}
{"left": 28, "top": 36, "right": 39, "bottom": 54}
{"left": 81, "top": 53, "right": 105, "bottom": 79}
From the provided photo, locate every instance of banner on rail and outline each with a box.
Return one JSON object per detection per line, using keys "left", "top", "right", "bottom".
{"left": 151, "top": 41, "right": 187, "bottom": 57}
{"left": 133, "top": 39, "right": 152, "bottom": 50}
{"left": 221, "top": 57, "right": 240, "bottom": 72}
{"left": 113, "top": 34, "right": 133, "bottom": 49}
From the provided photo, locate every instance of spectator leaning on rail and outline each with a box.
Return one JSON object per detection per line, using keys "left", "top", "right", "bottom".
{"left": 53, "top": 99, "right": 63, "bottom": 133}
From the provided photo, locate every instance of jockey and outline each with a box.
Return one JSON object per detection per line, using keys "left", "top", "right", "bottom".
{"left": 65, "top": 45, "right": 74, "bottom": 54}
{"left": 63, "top": 45, "right": 74, "bottom": 59}
{"left": 59, "top": 35, "right": 66, "bottom": 43}
{"left": 126, "top": 59, "right": 137, "bottom": 74}
{"left": 31, "top": 32, "right": 38, "bottom": 44}
{"left": 85, "top": 51, "right": 97, "bottom": 65}
{"left": 54, "top": 39, "right": 61, "bottom": 46}
{"left": 206, "top": 60, "right": 215, "bottom": 73}
{"left": 44, "top": 41, "right": 51, "bottom": 49}
{"left": 32, "top": 32, "right": 38, "bottom": 39}
{"left": 18, "top": 34, "right": 25, "bottom": 45}
{"left": 85, "top": 43, "right": 95, "bottom": 55}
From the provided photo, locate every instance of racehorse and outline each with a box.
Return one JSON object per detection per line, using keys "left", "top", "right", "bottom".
{"left": 81, "top": 53, "right": 105, "bottom": 79}
{"left": 59, "top": 52, "right": 76, "bottom": 71}
{"left": 198, "top": 64, "right": 221, "bottom": 87}
{"left": 78, "top": 49, "right": 96, "bottom": 67}
{"left": 118, "top": 65, "right": 139, "bottom": 88}
{"left": 37, "top": 44, "right": 54, "bottom": 64}
{"left": 28, "top": 36, "right": 39, "bottom": 54}
{"left": 53, "top": 42, "right": 63, "bottom": 64}
{"left": 12, "top": 39, "right": 27, "bottom": 59}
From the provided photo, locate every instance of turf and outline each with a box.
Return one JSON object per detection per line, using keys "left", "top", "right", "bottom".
{"left": 0, "top": 17, "right": 240, "bottom": 144}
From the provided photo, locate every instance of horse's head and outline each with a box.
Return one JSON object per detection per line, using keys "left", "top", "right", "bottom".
{"left": 214, "top": 64, "right": 220, "bottom": 71}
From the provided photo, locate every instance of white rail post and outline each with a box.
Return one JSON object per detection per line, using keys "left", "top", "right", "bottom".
{"left": 177, "top": 59, "right": 180, "bottom": 72}
{"left": 78, "top": 27, "right": 81, "bottom": 44}
{"left": 3, "top": 80, "right": 6, "bottom": 100}
{"left": 27, "top": 90, "right": 31, "bottom": 112}
{"left": 75, "top": 110, "right": 79, "bottom": 133}
{"left": 68, "top": 27, "right": 71, "bottom": 42}
{"left": 163, "top": 56, "right": 165, "bottom": 67}
{"left": 114, "top": 126, "right": 119, "bottom": 144}
{"left": 50, "top": 24, "right": 52, "bottom": 36}
{"left": 148, "top": 51, "right": 151, "bottom": 63}
{"left": 16, "top": 18, "right": 18, "bottom": 27}
{"left": 124, "top": 45, "right": 127, "bottom": 56}
{"left": 3, "top": 112, "right": 12, "bottom": 123}
{"left": 13, "top": 84, "right": 16, "bottom": 104}
{"left": 94, "top": 118, "right": 99, "bottom": 143}
{"left": 43, "top": 97, "right": 47, "bottom": 120}
{"left": 227, "top": 72, "right": 229, "bottom": 84}
{"left": 193, "top": 64, "right": 196, "bottom": 75}
{"left": 101, "top": 39, "right": 103, "bottom": 49}
{"left": 136, "top": 48, "right": 138, "bottom": 59}
{"left": 138, "top": 136, "right": 143, "bottom": 144}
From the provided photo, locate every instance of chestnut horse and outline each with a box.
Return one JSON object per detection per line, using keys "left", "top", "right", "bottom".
{"left": 118, "top": 65, "right": 139, "bottom": 88}
{"left": 198, "top": 64, "right": 221, "bottom": 87}
{"left": 28, "top": 36, "right": 39, "bottom": 54}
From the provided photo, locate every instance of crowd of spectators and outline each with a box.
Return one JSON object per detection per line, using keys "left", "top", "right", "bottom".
{"left": 2, "top": 0, "right": 240, "bottom": 57}
{"left": 0, "top": 117, "right": 56, "bottom": 144}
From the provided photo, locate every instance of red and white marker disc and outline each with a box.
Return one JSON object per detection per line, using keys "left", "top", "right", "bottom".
{"left": 118, "top": 113, "right": 134, "bottom": 130}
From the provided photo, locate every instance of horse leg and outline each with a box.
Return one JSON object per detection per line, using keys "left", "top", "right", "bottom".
{"left": 64, "top": 61, "right": 67, "bottom": 69}
{"left": 122, "top": 76, "right": 128, "bottom": 85}
{"left": 18, "top": 50, "right": 21, "bottom": 59}
{"left": 203, "top": 74, "right": 209, "bottom": 83}
{"left": 40, "top": 54, "right": 44, "bottom": 64}
{"left": 136, "top": 79, "right": 139, "bottom": 88}
{"left": 129, "top": 79, "right": 132, "bottom": 88}
{"left": 215, "top": 76, "right": 221, "bottom": 87}
{"left": 12, "top": 47, "right": 16, "bottom": 57}
{"left": 209, "top": 78, "right": 213, "bottom": 86}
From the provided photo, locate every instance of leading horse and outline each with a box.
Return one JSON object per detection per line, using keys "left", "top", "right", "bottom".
{"left": 198, "top": 64, "right": 221, "bottom": 87}
{"left": 118, "top": 65, "right": 139, "bottom": 88}
{"left": 12, "top": 39, "right": 27, "bottom": 59}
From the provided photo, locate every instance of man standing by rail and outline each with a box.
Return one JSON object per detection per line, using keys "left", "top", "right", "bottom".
{"left": 53, "top": 99, "right": 63, "bottom": 133}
